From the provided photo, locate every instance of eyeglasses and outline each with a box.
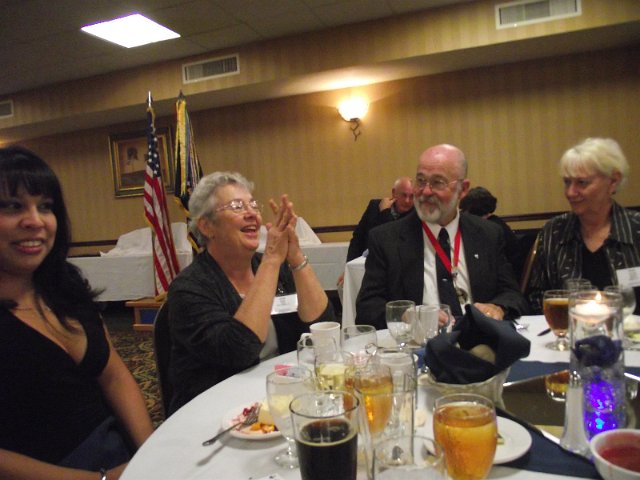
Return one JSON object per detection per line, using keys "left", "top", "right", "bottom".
{"left": 215, "top": 199, "right": 262, "bottom": 215}
{"left": 414, "top": 177, "right": 461, "bottom": 192}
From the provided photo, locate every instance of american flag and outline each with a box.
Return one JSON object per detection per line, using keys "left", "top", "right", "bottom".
{"left": 174, "top": 93, "right": 203, "bottom": 251}
{"left": 144, "top": 96, "right": 181, "bottom": 295}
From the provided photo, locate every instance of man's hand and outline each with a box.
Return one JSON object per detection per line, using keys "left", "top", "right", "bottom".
{"left": 379, "top": 197, "right": 394, "bottom": 211}
{"left": 473, "top": 303, "right": 505, "bottom": 320}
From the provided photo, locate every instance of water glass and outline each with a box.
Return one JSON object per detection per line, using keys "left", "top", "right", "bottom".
{"left": 373, "top": 435, "right": 446, "bottom": 479}
{"left": 266, "top": 366, "right": 315, "bottom": 468}
{"left": 290, "top": 391, "right": 360, "bottom": 480}
{"left": 386, "top": 300, "right": 416, "bottom": 348}
{"left": 413, "top": 304, "right": 440, "bottom": 347}
{"left": 342, "top": 324, "right": 378, "bottom": 360}
{"left": 374, "top": 346, "right": 417, "bottom": 391}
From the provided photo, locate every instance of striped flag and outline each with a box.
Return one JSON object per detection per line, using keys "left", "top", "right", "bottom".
{"left": 144, "top": 95, "right": 181, "bottom": 296}
{"left": 174, "top": 93, "right": 203, "bottom": 251}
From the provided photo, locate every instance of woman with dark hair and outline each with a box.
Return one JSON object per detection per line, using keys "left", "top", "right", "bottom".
{"left": 0, "top": 146, "right": 153, "bottom": 479}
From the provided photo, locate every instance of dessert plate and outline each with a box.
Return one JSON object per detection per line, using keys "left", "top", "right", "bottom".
{"left": 494, "top": 416, "right": 533, "bottom": 464}
{"left": 221, "top": 404, "right": 281, "bottom": 441}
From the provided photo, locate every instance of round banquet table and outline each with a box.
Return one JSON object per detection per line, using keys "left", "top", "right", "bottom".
{"left": 121, "top": 315, "right": 640, "bottom": 480}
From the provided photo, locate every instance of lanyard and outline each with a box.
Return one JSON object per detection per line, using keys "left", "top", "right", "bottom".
{"left": 421, "top": 222, "right": 462, "bottom": 277}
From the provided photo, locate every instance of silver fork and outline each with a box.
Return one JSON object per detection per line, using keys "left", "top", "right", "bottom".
{"left": 514, "top": 319, "right": 529, "bottom": 332}
{"left": 202, "top": 404, "right": 261, "bottom": 446}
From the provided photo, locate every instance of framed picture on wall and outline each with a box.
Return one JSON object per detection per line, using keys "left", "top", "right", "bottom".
{"left": 109, "top": 127, "right": 174, "bottom": 198}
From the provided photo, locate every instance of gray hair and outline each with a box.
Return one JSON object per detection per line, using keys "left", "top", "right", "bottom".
{"left": 188, "top": 171, "right": 254, "bottom": 244}
{"left": 560, "top": 138, "right": 629, "bottom": 191}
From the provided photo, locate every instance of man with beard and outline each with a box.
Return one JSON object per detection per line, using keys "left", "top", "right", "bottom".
{"left": 355, "top": 144, "right": 528, "bottom": 330}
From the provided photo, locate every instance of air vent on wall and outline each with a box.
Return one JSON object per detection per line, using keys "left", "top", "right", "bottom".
{"left": 182, "top": 54, "right": 240, "bottom": 84}
{"left": 0, "top": 99, "right": 13, "bottom": 119}
{"left": 496, "top": 0, "right": 581, "bottom": 29}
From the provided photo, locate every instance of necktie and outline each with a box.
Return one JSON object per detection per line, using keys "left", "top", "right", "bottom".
{"left": 437, "top": 228, "right": 463, "bottom": 317}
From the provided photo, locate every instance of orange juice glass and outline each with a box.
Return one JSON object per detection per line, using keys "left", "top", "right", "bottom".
{"left": 433, "top": 393, "right": 497, "bottom": 480}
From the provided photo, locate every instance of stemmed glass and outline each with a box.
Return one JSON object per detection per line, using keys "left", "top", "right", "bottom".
{"left": 563, "top": 278, "right": 593, "bottom": 292}
{"left": 605, "top": 285, "right": 638, "bottom": 348}
{"left": 386, "top": 300, "right": 416, "bottom": 348}
{"left": 266, "top": 366, "right": 315, "bottom": 468}
{"left": 543, "top": 289, "right": 570, "bottom": 351}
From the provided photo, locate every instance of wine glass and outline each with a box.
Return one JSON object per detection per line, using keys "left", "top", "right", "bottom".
{"left": 563, "top": 278, "right": 593, "bottom": 292}
{"left": 314, "top": 347, "right": 348, "bottom": 391}
{"left": 543, "top": 289, "right": 570, "bottom": 351}
{"left": 605, "top": 285, "right": 637, "bottom": 347}
{"left": 386, "top": 300, "right": 416, "bottom": 348}
{"left": 266, "top": 365, "right": 315, "bottom": 468}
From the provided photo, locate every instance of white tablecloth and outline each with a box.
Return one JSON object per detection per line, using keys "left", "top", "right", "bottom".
{"left": 69, "top": 253, "right": 193, "bottom": 302}
{"left": 342, "top": 256, "right": 365, "bottom": 327}
{"left": 122, "top": 316, "right": 640, "bottom": 480}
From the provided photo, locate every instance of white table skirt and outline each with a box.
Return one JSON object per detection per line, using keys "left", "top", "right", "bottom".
{"left": 342, "top": 256, "right": 365, "bottom": 327}
{"left": 69, "top": 242, "right": 347, "bottom": 303}
{"left": 69, "top": 253, "right": 193, "bottom": 302}
{"left": 301, "top": 242, "right": 349, "bottom": 291}
{"left": 121, "top": 316, "right": 639, "bottom": 480}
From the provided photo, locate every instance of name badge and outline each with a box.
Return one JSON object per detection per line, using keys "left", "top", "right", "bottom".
{"left": 616, "top": 267, "right": 640, "bottom": 288}
{"left": 271, "top": 293, "right": 298, "bottom": 315}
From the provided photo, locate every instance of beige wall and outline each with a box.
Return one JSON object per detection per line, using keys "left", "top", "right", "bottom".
{"left": 14, "top": 45, "right": 640, "bottom": 254}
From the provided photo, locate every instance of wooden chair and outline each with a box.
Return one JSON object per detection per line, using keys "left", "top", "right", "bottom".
{"left": 519, "top": 231, "right": 541, "bottom": 294}
{"left": 152, "top": 303, "right": 173, "bottom": 418}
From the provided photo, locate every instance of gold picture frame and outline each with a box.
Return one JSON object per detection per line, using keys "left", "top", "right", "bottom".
{"left": 109, "top": 127, "right": 174, "bottom": 198}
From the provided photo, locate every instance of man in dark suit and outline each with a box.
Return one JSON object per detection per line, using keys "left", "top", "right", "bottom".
{"left": 346, "top": 176, "right": 414, "bottom": 262}
{"left": 356, "top": 144, "right": 528, "bottom": 330}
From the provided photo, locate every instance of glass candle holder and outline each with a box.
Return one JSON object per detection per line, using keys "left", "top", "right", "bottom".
{"left": 568, "top": 290, "right": 626, "bottom": 441}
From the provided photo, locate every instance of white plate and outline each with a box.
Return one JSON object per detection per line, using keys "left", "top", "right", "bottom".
{"left": 494, "top": 416, "right": 532, "bottom": 464}
{"left": 221, "top": 404, "right": 281, "bottom": 441}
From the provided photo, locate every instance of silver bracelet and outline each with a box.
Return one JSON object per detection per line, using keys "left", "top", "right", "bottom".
{"left": 99, "top": 468, "right": 108, "bottom": 480}
{"left": 288, "top": 254, "right": 309, "bottom": 272}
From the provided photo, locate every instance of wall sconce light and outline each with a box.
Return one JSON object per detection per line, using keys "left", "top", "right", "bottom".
{"left": 338, "top": 97, "right": 369, "bottom": 141}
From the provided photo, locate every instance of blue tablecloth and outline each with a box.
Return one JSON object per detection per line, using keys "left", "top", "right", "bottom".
{"left": 500, "top": 360, "right": 640, "bottom": 478}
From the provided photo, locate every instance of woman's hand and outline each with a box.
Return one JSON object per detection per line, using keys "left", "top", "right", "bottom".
{"left": 262, "top": 194, "right": 294, "bottom": 264}
{"left": 271, "top": 195, "right": 306, "bottom": 267}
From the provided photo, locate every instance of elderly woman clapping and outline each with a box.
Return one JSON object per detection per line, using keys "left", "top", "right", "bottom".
{"left": 166, "top": 172, "right": 334, "bottom": 415}
{"left": 527, "top": 138, "right": 640, "bottom": 313}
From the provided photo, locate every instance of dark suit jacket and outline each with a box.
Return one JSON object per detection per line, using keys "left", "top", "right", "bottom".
{"left": 347, "top": 199, "right": 413, "bottom": 261}
{"left": 355, "top": 210, "right": 529, "bottom": 329}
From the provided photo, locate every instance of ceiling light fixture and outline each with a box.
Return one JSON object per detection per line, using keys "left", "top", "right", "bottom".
{"left": 338, "top": 97, "right": 369, "bottom": 141}
{"left": 81, "top": 14, "right": 180, "bottom": 48}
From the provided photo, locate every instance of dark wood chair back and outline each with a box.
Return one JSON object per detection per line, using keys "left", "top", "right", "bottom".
{"left": 152, "top": 303, "right": 173, "bottom": 419}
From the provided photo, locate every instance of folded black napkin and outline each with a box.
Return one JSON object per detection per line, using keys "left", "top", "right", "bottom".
{"left": 424, "top": 304, "right": 531, "bottom": 384}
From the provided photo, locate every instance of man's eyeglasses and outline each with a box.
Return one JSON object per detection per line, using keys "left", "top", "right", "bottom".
{"left": 216, "top": 199, "right": 262, "bottom": 215}
{"left": 414, "top": 177, "right": 461, "bottom": 192}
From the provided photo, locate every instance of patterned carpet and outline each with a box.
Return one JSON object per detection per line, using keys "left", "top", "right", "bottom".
{"left": 109, "top": 328, "right": 165, "bottom": 427}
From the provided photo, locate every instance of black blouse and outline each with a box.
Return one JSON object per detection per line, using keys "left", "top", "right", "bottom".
{"left": 0, "top": 308, "right": 111, "bottom": 463}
